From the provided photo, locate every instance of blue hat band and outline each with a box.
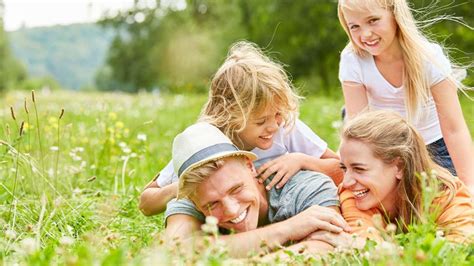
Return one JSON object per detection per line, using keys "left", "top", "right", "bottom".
{"left": 178, "top": 143, "right": 239, "bottom": 177}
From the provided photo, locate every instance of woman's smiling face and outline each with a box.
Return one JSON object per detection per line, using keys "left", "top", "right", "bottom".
{"left": 339, "top": 138, "right": 402, "bottom": 215}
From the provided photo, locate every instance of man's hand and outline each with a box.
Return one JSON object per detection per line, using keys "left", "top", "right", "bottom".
{"left": 282, "top": 205, "right": 351, "bottom": 242}
{"left": 257, "top": 153, "right": 305, "bottom": 190}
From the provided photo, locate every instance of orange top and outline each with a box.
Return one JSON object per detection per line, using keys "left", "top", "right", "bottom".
{"left": 339, "top": 178, "right": 474, "bottom": 244}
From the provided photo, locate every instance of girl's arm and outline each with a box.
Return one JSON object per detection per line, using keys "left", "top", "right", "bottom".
{"left": 139, "top": 181, "right": 178, "bottom": 216}
{"left": 257, "top": 120, "right": 343, "bottom": 189}
{"left": 431, "top": 79, "right": 474, "bottom": 192}
{"left": 341, "top": 81, "right": 369, "bottom": 119}
{"left": 139, "top": 160, "right": 179, "bottom": 215}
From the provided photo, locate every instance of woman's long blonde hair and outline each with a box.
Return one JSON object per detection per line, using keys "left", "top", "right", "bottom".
{"left": 199, "top": 41, "right": 301, "bottom": 148}
{"left": 337, "top": 0, "right": 463, "bottom": 121}
{"left": 342, "top": 110, "right": 456, "bottom": 229}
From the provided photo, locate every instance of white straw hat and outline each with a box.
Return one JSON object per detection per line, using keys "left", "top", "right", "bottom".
{"left": 172, "top": 122, "right": 257, "bottom": 179}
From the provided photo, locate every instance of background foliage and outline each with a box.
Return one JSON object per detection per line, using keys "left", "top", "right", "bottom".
{"left": 96, "top": 0, "right": 474, "bottom": 94}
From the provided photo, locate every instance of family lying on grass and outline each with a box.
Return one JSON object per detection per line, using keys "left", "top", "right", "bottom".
{"left": 139, "top": 0, "right": 474, "bottom": 257}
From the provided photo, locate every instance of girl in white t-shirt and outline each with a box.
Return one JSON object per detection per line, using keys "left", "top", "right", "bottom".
{"left": 139, "top": 41, "right": 342, "bottom": 215}
{"left": 337, "top": 0, "right": 473, "bottom": 193}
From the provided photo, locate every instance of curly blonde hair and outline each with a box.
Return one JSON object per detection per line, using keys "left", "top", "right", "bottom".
{"left": 198, "top": 41, "right": 301, "bottom": 148}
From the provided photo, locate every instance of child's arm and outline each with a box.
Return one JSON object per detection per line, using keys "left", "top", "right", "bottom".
{"left": 257, "top": 120, "right": 343, "bottom": 189}
{"left": 431, "top": 79, "right": 474, "bottom": 193}
{"left": 139, "top": 160, "right": 178, "bottom": 216}
{"left": 341, "top": 81, "right": 369, "bottom": 119}
{"left": 257, "top": 149, "right": 344, "bottom": 189}
{"left": 139, "top": 180, "right": 178, "bottom": 216}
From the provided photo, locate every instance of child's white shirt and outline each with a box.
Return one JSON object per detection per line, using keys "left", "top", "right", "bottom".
{"left": 156, "top": 119, "right": 328, "bottom": 187}
{"left": 339, "top": 43, "right": 452, "bottom": 144}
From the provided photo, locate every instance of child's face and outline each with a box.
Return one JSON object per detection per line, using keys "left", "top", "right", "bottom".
{"left": 339, "top": 138, "right": 402, "bottom": 216}
{"left": 237, "top": 107, "right": 282, "bottom": 151}
{"left": 342, "top": 5, "right": 399, "bottom": 57}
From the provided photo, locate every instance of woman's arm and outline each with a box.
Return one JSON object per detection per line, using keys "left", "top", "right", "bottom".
{"left": 431, "top": 79, "right": 474, "bottom": 192}
{"left": 342, "top": 81, "right": 369, "bottom": 120}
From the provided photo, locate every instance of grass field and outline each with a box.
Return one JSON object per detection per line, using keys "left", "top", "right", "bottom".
{"left": 0, "top": 90, "right": 473, "bottom": 265}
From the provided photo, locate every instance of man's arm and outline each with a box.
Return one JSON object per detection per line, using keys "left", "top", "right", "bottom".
{"left": 165, "top": 205, "right": 349, "bottom": 258}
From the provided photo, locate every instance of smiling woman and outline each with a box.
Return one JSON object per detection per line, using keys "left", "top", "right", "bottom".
{"left": 338, "top": 110, "right": 473, "bottom": 244}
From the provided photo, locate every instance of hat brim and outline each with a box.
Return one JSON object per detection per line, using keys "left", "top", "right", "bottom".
{"left": 178, "top": 150, "right": 257, "bottom": 179}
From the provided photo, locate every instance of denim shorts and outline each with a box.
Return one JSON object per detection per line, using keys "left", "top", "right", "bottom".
{"left": 427, "top": 138, "right": 456, "bottom": 176}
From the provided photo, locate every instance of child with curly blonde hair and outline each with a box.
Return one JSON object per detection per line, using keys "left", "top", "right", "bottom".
{"left": 140, "top": 41, "right": 342, "bottom": 215}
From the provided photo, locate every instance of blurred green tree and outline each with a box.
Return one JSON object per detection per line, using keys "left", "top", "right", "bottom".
{"left": 97, "top": 0, "right": 473, "bottom": 93}
{"left": 0, "top": 0, "right": 27, "bottom": 93}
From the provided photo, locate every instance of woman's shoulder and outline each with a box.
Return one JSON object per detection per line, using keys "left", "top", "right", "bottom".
{"left": 434, "top": 176, "right": 474, "bottom": 243}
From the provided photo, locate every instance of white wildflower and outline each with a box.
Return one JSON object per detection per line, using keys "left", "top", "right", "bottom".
{"left": 205, "top": 216, "right": 218, "bottom": 226}
{"left": 5, "top": 229, "right": 17, "bottom": 240}
{"left": 386, "top": 223, "right": 397, "bottom": 234}
{"left": 20, "top": 238, "right": 39, "bottom": 254}
{"left": 59, "top": 236, "right": 75, "bottom": 246}
{"left": 137, "top": 133, "right": 147, "bottom": 141}
{"left": 436, "top": 230, "right": 444, "bottom": 238}
{"left": 50, "top": 146, "right": 59, "bottom": 151}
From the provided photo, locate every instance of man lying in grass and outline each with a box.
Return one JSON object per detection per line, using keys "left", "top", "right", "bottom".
{"left": 164, "top": 122, "right": 351, "bottom": 257}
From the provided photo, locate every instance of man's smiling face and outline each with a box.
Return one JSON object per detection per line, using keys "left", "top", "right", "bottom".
{"left": 192, "top": 157, "right": 264, "bottom": 232}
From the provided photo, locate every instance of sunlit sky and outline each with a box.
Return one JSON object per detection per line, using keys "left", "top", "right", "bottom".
{"left": 3, "top": 0, "right": 136, "bottom": 31}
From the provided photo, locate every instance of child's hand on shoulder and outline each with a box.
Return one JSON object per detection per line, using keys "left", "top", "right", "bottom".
{"left": 257, "top": 153, "right": 305, "bottom": 190}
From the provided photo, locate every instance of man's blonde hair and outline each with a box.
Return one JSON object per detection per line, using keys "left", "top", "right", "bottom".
{"left": 199, "top": 41, "right": 301, "bottom": 147}
{"left": 177, "top": 156, "right": 247, "bottom": 200}
{"left": 342, "top": 110, "right": 456, "bottom": 229}
{"left": 338, "top": 0, "right": 466, "bottom": 121}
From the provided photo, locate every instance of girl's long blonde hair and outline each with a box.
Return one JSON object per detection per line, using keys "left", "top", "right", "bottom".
{"left": 338, "top": 0, "right": 462, "bottom": 121}
{"left": 342, "top": 110, "right": 456, "bottom": 229}
{"left": 199, "top": 41, "right": 301, "bottom": 148}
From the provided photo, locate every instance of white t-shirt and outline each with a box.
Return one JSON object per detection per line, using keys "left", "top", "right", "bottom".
{"left": 338, "top": 43, "right": 452, "bottom": 144}
{"left": 156, "top": 119, "right": 328, "bottom": 187}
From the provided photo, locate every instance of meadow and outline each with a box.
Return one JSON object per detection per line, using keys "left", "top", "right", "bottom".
{"left": 0, "top": 89, "right": 473, "bottom": 265}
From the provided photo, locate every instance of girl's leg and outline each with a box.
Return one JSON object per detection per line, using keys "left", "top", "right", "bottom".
{"left": 427, "top": 138, "right": 457, "bottom": 176}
